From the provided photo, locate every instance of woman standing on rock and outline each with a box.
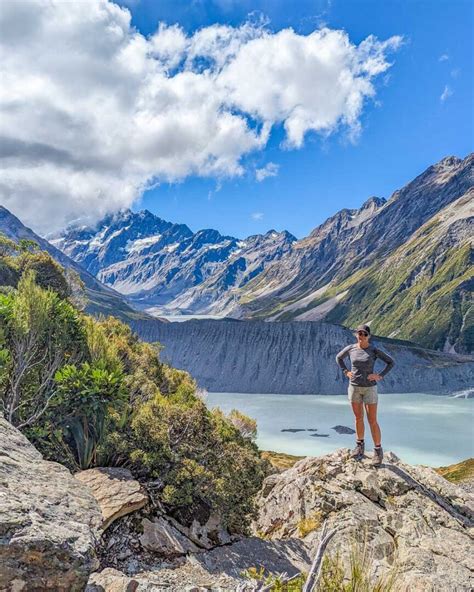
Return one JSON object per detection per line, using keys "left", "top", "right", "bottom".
{"left": 335, "top": 324, "right": 394, "bottom": 466}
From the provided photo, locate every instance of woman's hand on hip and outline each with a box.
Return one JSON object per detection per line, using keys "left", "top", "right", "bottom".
{"left": 368, "top": 373, "right": 382, "bottom": 381}
{"left": 345, "top": 370, "right": 354, "bottom": 380}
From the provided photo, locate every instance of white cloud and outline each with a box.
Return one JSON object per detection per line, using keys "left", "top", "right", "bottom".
{"left": 440, "top": 85, "right": 453, "bottom": 102}
{"left": 439, "top": 53, "right": 449, "bottom": 62}
{"left": 251, "top": 212, "right": 264, "bottom": 220}
{"left": 0, "top": 0, "right": 402, "bottom": 233}
{"left": 255, "top": 162, "right": 279, "bottom": 182}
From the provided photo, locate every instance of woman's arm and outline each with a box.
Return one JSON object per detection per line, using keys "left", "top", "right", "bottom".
{"left": 336, "top": 345, "right": 352, "bottom": 374}
{"left": 374, "top": 347, "right": 394, "bottom": 376}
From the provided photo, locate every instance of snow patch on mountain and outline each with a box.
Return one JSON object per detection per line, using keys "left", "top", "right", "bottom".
{"left": 126, "top": 235, "right": 162, "bottom": 254}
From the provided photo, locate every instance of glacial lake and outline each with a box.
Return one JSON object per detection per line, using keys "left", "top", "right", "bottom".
{"left": 206, "top": 392, "right": 474, "bottom": 467}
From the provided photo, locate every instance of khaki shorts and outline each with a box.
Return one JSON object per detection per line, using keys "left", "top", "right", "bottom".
{"left": 348, "top": 385, "right": 378, "bottom": 404}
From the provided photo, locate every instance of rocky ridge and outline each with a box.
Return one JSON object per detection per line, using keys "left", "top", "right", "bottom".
{"left": 235, "top": 154, "right": 473, "bottom": 352}
{"left": 131, "top": 318, "right": 474, "bottom": 394}
{"left": 254, "top": 448, "right": 474, "bottom": 591}
{"left": 52, "top": 154, "right": 473, "bottom": 353}
{"left": 53, "top": 209, "right": 296, "bottom": 313}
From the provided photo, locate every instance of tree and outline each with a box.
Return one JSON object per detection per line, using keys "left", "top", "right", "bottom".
{"left": 18, "top": 238, "right": 40, "bottom": 253}
{"left": 0, "top": 271, "right": 85, "bottom": 427}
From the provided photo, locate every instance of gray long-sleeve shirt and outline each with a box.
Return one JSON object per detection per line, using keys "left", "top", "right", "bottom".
{"left": 336, "top": 343, "right": 394, "bottom": 387}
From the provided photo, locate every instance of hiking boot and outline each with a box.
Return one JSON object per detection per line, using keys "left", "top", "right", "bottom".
{"left": 351, "top": 440, "right": 365, "bottom": 459}
{"left": 372, "top": 446, "right": 384, "bottom": 467}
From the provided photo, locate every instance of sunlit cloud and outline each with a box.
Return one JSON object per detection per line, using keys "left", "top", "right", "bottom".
{"left": 0, "top": 0, "right": 402, "bottom": 233}
{"left": 255, "top": 162, "right": 279, "bottom": 182}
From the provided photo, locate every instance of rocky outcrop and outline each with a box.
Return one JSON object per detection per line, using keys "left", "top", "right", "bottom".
{"left": 75, "top": 468, "right": 148, "bottom": 531}
{"left": 132, "top": 318, "right": 474, "bottom": 394}
{"left": 0, "top": 416, "right": 102, "bottom": 591}
{"left": 254, "top": 448, "right": 474, "bottom": 591}
{"left": 87, "top": 537, "right": 312, "bottom": 591}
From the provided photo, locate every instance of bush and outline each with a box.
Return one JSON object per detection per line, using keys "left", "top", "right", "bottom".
{"left": 52, "top": 363, "right": 126, "bottom": 469}
{"left": 0, "top": 271, "right": 86, "bottom": 427}
{"left": 228, "top": 408, "right": 257, "bottom": 440}
{"left": 16, "top": 251, "right": 70, "bottom": 299}
{"left": 0, "top": 240, "right": 268, "bottom": 532}
{"left": 89, "top": 316, "right": 165, "bottom": 402}
{"left": 106, "top": 391, "right": 266, "bottom": 533}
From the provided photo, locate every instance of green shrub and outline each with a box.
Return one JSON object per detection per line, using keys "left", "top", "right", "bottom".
{"left": 107, "top": 391, "right": 266, "bottom": 533}
{"left": 0, "top": 271, "right": 86, "bottom": 427}
{"left": 90, "top": 316, "right": 165, "bottom": 402}
{"left": 15, "top": 251, "right": 70, "bottom": 299}
{"left": 0, "top": 239, "right": 268, "bottom": 531}
{"left": 51, "top": 362, "right": 127, "bottom": 469}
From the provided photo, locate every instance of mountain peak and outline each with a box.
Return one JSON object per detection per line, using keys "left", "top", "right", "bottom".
{"left": 436, "top": 155, "right": 462, "bottom": 168}
{"left": 360, "top": 196, "right": 386, "bottom": 210}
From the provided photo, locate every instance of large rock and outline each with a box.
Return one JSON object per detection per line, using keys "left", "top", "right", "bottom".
{"left": 254, "top": 448, "right": 474, "bottom": 591}
{"left": 75, "top": 468, "right": 148, "bottom": 530}
{"left": 86, "top": 568, "right": 139, "bottom": 592}
{"left": 139, "top": 517, "right": 200, "bottom": 556}
{"left": 0, "top": 416, "right": 102, "bottom": 591}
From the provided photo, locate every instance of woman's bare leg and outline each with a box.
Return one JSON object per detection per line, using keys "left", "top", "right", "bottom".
{"left": 351, "top": 402, "right": 365, "bottom": 440}
{"left": 365, "top": 403, "right": 381, "bottom": 446}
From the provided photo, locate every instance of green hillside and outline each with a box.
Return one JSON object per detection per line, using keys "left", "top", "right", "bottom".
{"left": 294, "top": 196, "right": 473, "bottom": 352}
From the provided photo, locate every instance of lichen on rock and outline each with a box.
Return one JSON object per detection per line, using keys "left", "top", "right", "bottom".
{"left": 0, "top": 416, "right": 102, "bottom": 591}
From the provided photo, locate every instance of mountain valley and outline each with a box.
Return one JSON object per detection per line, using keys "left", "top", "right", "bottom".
{"left": 52, "top": 154, "right": 473, "bottom": 353}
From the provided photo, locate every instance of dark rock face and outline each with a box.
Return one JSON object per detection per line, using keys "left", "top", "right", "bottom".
{"left": 0, "top": 417, "right": 102, "bottom": 591}
{"left": 332, "top": 425, "right": 356, "bottom": 434}
{"left": 132, "top": 319, "right": 474, "bottom": 394}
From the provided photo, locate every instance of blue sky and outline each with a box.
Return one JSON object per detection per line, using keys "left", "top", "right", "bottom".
{"left": 1, "top": 0, "right": 472, "bottom": 236}
{"left": 124, "top": 0, "right": 473, "bottom": 239}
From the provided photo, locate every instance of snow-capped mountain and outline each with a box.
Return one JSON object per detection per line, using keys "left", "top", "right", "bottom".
{"left": 53, "top": 210, "right": 296, "bottom": 314}
{"left": 52, "top": 153, "right": 473, "bottom": 353}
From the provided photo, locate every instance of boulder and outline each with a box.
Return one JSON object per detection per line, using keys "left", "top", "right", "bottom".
{"left": 254, "top": 448, "right": 474, "bottom": 591}
{"left": 75, "top": 468, "right": 148, "bottom": 530}
{"left": 139, "top": 517, "right": 200, "bottom": 556}
{"left": 0, "top": 416, "right": 102, "bottom": 591}
{"left": 331, "top": 424, "right": 356, "bottom": 434}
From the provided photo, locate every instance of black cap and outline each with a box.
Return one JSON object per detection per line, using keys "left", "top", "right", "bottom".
{"left": 355, "top": 324, "right": 371, "bottom": 335}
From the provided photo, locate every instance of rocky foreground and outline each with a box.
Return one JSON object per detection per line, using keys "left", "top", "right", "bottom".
{"left": 1, "top": 416, "right": 473, "bottom": 591}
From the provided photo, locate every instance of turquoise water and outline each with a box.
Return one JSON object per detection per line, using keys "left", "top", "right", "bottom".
{"left": 206, "top": 392, "right": 474, "bottom": 467}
